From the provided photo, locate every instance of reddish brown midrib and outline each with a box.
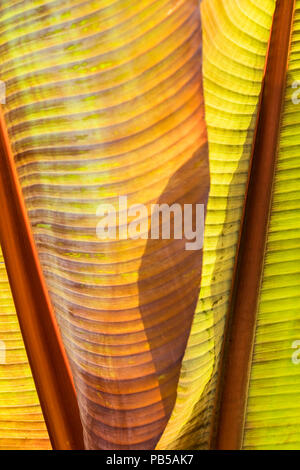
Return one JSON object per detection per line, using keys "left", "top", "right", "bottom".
{"left": 213, "top": 0, "right": 296, "bottom": 450}
{"left": 0, "top": 107, "right": 84, "bottom": 450}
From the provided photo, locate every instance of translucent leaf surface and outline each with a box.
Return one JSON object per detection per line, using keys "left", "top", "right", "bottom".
{"left": 0, "top": 248, "right": 50, "bottom": 449}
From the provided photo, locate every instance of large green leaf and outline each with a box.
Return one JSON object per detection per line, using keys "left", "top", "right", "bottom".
{"left": 243, "top": 0, "right": 300, "bottom": 449}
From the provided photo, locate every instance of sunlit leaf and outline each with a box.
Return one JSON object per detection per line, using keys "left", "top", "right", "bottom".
{"left": 243, "top": 0, "right": 300, "bottom": 450}
{"left": 0, "top": 0, "right": 209, "bottom": 449}
{"left": 157, "top": 0, "right": 276, "bottom": 449}
{"left": 0, "top": 0, "right": 299, "bottom": 451}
